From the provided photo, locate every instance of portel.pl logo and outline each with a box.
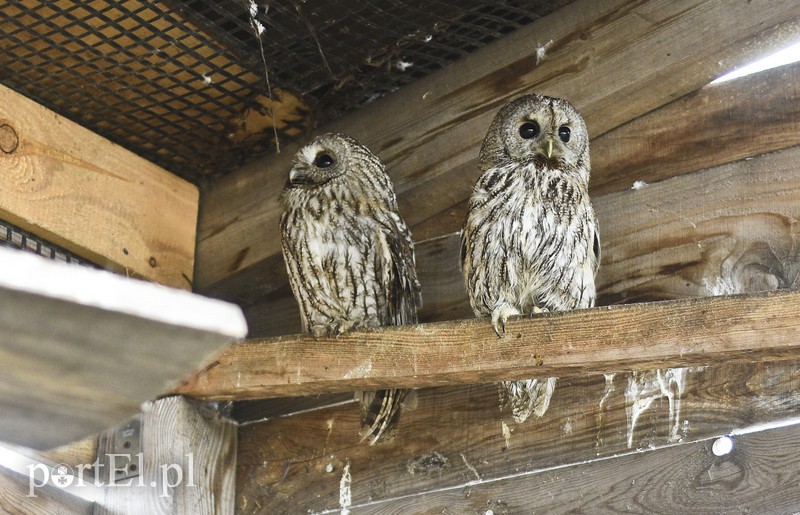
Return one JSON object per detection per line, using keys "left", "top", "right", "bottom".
{"left": 27, "top": 453, "right": 195, "bottom": 497}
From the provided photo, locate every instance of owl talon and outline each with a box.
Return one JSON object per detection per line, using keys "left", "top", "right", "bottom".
{"left": 491, "top": 304, "right": 521, "bottom": 338}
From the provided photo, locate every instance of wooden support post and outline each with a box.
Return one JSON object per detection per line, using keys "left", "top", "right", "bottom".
{"left": 0, "top": 467, "right": 93, "bottom": 514}
{"left": 0, "top": 246, "right": 246, "bottom": 449}
{"left": 177, "top": 289, "right": 800, "bottom": 400}
{"left": 95, "top": 396, "right": 237, "bottom": 515}
{"left": 0, "top": 83, "right": 198, "bottom": 289}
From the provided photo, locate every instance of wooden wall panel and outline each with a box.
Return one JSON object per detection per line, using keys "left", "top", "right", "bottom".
{"left": 0, "top": 84, "right": 198, "bottom": 288}
{"left": 366, "top": 422, "right": 800, "bottom": 513}
{"left": 236, "top": 361, "right": 800, "bottom": 513}
{"left": 195, "top": 0, "right": 800, "bottom": 306}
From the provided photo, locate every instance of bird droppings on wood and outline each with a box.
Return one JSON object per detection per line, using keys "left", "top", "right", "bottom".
{"left": 596, "top": 373, "right": 616, "bottom": 447}
{"left": 501, "top": 420, "right": 512, "bottom": 451}
{"left": 343, "top": 359, "right": 373, "bottom": 379}
{"left": 625, "top": 368, "right": 690, "bottom": 448}
{"left": 460, "top": 452, "right": 481, "bottom": 481}
{"left": 406, "top": 451, "right": 449, "bottom": 477}
{"left": 339, "top": 461, "right": 352, "bottom": 515}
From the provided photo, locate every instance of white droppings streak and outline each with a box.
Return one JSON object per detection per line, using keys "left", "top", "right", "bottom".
{"left": 631, "top": 180, "right": 648, "bottom": 190}
{"left": 535, "top": 39, "right": 553, "bottom": 64}
{"left": 599, "top": 373, "right": 616, "bottom": 413}
{"left": 625, "top": 368, "right": 689, "bottom": 448}
{"left": 339, "top": 461, "right": 352, "bottom": 515}
{"left": 501, "top": 420, "right": 512, "bottom": 449}
{"left": 460, "top": 453, "right": 481, "bottom": 481}
{"left": 657, "top": 368, "right": 687, "bottom": 442}
{"left": 343, "top": 359, "right": 372, "bottom": 379}
{"left": 625, "top": 372, "right": 661, "bottom": 449}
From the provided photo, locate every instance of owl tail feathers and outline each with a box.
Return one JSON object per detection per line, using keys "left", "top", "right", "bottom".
{"left": 357, "top": 388, "right": 414, "bottom": 445}
{"left": 500, "top": 377, "right": 557, "bottom": 423}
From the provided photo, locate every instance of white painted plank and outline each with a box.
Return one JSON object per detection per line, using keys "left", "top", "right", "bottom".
{"left": 0, "top": 246, "right": 247, "bottom": 449}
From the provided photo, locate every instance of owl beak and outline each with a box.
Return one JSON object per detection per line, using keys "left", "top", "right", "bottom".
{"left": 288, "top": 167, "right": 313, "bottom": 186}
{"left": 545, "top": 136, "right": 554, "bottom": 159}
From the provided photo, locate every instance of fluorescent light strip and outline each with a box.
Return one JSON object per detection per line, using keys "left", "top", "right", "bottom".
{"left": 711, "top": 40, "right": 800, "bottom": 84}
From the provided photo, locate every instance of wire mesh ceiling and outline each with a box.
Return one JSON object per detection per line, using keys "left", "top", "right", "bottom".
{"left": 0, "top": 0, "right": 573, "bottom": 184}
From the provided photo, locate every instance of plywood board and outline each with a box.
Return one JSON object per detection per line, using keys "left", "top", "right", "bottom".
{"left": 0, "top": 246, "right": 247, "bottom": 449}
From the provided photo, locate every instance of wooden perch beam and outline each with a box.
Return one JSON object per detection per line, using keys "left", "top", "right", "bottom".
{"left": 177, "top": 290, "right": 800, "bottom": 400}
{"left": 0, "top": 84, "right": 198, "bottom": 289}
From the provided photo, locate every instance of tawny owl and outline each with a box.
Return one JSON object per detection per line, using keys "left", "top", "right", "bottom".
{"left": 280, "top": 133, "right": 421, "bottom": 444}
{"left": 461, "top": 94, "right": 600, "bottom": 423}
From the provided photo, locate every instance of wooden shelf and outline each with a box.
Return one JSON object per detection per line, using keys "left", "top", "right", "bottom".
{"left": 0, "top": 246, "right": 247, "bottom": 449}
{"left": 177, "top": 289, "right": 800, "bottom": 401}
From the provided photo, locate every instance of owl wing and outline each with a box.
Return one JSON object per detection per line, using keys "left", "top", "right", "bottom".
{"left": 378, "top": 211, "right": 421, "bottom": 326}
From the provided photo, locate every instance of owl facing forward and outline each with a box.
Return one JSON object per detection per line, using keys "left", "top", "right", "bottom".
{"left": 461, "top": 95, "right": 600, "bottom": 423}
{"left": 281, "top": 133, "right": 421, "bottom": 444}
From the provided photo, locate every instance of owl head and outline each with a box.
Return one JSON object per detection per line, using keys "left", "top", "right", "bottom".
{"left": 479, "top": 94, "right": 589, "bottom": 181}
{"left": 286, "top": 132, "right": 382, "bottom": 189}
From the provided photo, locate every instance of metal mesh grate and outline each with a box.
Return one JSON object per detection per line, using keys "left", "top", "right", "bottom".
{"left": 1, "top": 0, "right": 572, "bottom": 183}
{"left": 0, "top": 219, "right": 97, "bottom": 267}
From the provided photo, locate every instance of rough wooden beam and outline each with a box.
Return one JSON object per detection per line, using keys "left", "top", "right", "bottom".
{"left": 95, "top": 397, "right": 237, "bottom": 515}
{"left": 0, "top": 83, "right": 198, "bottom": 289}
{"left": 236, "top": 362, "right": 800, "bottom": 513}
{"left": 195, "top": 0, "right": 800, "bottom": 298}
{"left": 177, "top": 289, "right": 800, "bottom": 400}
{"left": 0, "top": 246, "right": 247, "bottom": 449}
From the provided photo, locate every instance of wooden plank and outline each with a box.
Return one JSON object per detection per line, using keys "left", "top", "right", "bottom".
{"left": 360, "top": 421, "right": 800, "bottom": 513}
{"left": 589, "top": 60, "right": 800, "bottom": 198}
{"left": 235, "top": 361, "right": 800, "bottom": 513}
{"left": 195, "top": 0, "right": 800, "bottom": 297}
{"left": 177, "top": 289, "right": 800, "bottom": 400}
{"left": 0, "top": 246, "right": 247, "bottom": 449}
{"left": 95, "top": 396, "right": 237, "bottom": 515}
{"left": 0, "top": 83, "right": 198, "bottom": 289}
{"left": 411, "top": 58, "right": 800, "bottom": 241}
{"left": 0, "top": 467, "right": 93, "bottom": 515}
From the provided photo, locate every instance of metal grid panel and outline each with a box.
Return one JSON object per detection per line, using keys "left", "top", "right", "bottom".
{"left": 1, "top": 0, "right": 572, "bottom": 183}
{"left": 0, "top": 220, "right": 96, "bottom": 267}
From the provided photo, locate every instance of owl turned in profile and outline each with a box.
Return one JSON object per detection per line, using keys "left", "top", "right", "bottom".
{"left": 461, "top": 94, "right": 600, "bottom": 423}
{"left": 280, "top": 133, "right": 421, "bottom": 444}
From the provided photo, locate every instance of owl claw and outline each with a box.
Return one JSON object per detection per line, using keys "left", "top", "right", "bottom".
{"left": 491, "top": 304, "right": 521, "bottom": 338}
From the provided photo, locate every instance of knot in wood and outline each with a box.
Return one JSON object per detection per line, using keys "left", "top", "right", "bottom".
{"left": 0, "top": 124, "right": 19, "bottom": 154}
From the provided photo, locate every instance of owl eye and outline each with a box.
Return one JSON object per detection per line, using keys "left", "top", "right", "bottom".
{"left": 558, "top": 126, "right": 571, "bottom": 142}
{"left": 314, "top": 153, "right": 334, "bottom": 168}
{"left": 519, "top": 121, "right": 540, "bottom": 139}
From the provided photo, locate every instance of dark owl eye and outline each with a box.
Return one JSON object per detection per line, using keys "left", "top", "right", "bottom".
{"left": 519, "top": 121, "right": 539, "bottom": 139}
{"left": 558, "top": 126, "right": 571, "bottom": 142}
{"left": 314, "top": 153, "right": 334, "bottom": 168}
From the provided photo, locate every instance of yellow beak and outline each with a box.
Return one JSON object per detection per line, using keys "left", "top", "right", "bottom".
{"left": 545, "top": 136, "right": 554, "bottom": 158}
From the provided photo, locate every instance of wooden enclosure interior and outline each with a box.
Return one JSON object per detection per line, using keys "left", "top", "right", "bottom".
{"left": 2, "top": 0, "right": 800, "bottom": 513}
{"left": 192, "top": 0, "right": 800, "bottom": 512}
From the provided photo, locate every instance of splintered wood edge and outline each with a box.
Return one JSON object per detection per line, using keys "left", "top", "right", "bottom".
{"left": 0, "top": 246, "right": 247, "bottom": 338}
{"left": 176, "top": 289, "right": 800, "bottom": 400}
